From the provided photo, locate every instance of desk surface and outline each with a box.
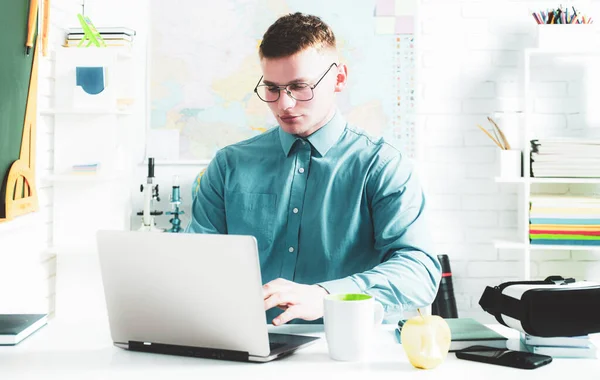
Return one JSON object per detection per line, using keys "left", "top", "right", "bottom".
{"left": 1, "top": 317, "right": 598, "bottom": 380}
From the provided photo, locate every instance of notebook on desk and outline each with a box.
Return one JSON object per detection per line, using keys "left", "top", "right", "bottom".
{"left": 96, "top": 231, "right": 319, "bottom": 363}
{"left": 446, "top": 318, "right": 508, "bottom": 351}
{"left": 397, "top": 317, "right": 508, "bottom": 351}
{"left": 0, "top": 314, "right": 48, "bottom": 346}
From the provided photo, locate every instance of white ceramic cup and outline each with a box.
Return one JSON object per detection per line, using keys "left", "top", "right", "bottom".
{"left": 323, "top": 293, "right": 384, "bottom": 361}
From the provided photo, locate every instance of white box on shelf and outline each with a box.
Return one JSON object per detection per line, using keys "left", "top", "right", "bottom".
{"left": 537, "top": 25, "right": 598, "bottom": 50}
{"left": 73, "top": 66, "right": 113, "bottom": 109}
{"left": 497, "top": 149, "right": 522, "bottom": 179}
{"left": 55, "top": 48, "right": 133, "bottom": 111}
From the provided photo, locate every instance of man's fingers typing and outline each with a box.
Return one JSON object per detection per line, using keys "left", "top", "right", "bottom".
{"left": 273, "top": 306, "right": 298, "bottom": 326}
{"left": 264, "top": 291, "right": 299, "bottom": 311}
{"left": 264, "top": 292, "right": 286, "bottom": 310}
{"left": 262, "top": 278, "right": 290, "bottom": 298}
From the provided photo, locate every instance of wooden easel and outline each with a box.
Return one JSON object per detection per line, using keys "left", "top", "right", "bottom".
{"left": 0, "top": 40, "right": 39, "bottom": 222}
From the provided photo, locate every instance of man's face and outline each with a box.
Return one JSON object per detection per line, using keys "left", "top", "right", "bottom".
{"left": 259, "top": 47, "right": 346, "bottom": 137}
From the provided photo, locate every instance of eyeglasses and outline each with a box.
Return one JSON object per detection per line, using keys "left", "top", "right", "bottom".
{"left": 253, "top": 63, "right": 338, "bottom": 103}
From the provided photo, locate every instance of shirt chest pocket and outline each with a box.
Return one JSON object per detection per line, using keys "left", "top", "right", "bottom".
{"left": 225, "top": 192, "right": 277, "bottom": 252}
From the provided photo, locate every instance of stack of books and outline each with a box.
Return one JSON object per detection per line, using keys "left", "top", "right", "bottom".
{"left": 72, "top": 163, "right": 99, "bottom": 175}
{"left": 521, "top": 334, "right": 597, "bottom": 358}
{"left": 64, "top": 26, "right": 136, "bottom": 48}
{"left": 530, "top": 195, "right": 600, "bottom": 246}
{"left": 531, "top": 138, "right": 600, "bottom": 178}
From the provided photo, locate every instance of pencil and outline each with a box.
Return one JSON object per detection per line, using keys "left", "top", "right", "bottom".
{"left": 570, "top": 12, "right": 578, "bottom": 24}
{"left": 477, "top": 124, "right": 504, "bottom": 149}
{"left": 487, "top": 117, "right": 511, "bottom": 150}
{"left": 491, "top": 124, "right": 502, "bottom": 147}
{"left": 26, "top": 0, "right": 39, "bottom": 55}
{"left": 42, "top": 0, "right": 50, "bottom": 57}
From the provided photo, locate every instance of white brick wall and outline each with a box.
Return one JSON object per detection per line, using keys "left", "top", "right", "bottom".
{"left": 419, "top": 0, "right": 600, "bottom": 322}
{"left": 0, "top": 0, "right": 80, "bottom": 315}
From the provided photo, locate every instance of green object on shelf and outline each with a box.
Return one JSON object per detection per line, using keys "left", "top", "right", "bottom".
{"left": 75, "top": 14, "right": 106, "bottom": 48}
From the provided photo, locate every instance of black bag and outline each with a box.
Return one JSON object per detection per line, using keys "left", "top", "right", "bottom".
{"left": 479, "top": 276, "right": 600, "bottom": 337}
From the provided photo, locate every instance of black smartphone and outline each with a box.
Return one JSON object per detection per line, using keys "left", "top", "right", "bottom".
{"left": 455, "top": 346, "right": 552, "bottom": 370}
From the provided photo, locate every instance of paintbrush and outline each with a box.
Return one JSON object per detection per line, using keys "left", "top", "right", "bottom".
{"left": 477, "top": 124, "right": 504, "bottom": 149}
{"left": 487, "top": 116, "right": 511, "bottom": 150}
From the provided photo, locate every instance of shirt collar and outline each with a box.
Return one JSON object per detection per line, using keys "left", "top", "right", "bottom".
{"left": 278, "top": 111, "right": 346, "bottom": 157}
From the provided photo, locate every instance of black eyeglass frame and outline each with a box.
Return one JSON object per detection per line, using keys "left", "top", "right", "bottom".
{"left": 253, "top": 62, "right": 338, "bottom": 103}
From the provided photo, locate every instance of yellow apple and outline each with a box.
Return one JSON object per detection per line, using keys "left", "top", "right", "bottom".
{"left": 401, "top": 312, "right": 451, "bottom": 369}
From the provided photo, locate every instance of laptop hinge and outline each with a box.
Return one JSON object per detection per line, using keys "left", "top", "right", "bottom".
{"left": 128, "top": 341, "right": 250, "bottom": 362}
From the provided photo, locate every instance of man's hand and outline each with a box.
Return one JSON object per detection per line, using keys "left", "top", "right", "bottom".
{"left": 263, "top": 278, "right": 329, "bottom": 326}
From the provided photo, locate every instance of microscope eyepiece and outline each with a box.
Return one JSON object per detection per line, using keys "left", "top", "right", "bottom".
{"left": 148, "top": 157, "right": 155, "bottom": 178}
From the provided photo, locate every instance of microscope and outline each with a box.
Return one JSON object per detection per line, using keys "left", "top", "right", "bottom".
{"left": 166, "top": 175, "right": 184, "bottom": 233}
{"left": 137, "top": 157, "right": 163, "bottom": 232}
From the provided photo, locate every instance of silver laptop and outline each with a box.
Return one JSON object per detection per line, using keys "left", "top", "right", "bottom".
{"left": 96, "top": 230, "right": 319, "bottom": 362}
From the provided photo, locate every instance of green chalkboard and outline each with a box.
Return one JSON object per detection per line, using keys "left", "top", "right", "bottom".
{"left": 0, "top": 1, "right": 36, "bottom": 218}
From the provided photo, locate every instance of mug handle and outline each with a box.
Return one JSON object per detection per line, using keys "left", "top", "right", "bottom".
{"left": 373, "top": 301, "right": 384, "bottom": 325}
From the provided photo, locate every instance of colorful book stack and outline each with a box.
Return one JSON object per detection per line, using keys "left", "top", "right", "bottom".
{"left": 530, "top": 195, "right": 600, "bottom": 246}
{"left": 521, "top": 334, "right": 597, "bottom": 358}
{"left": 64, "top": 26, "right": 136, "bottom": 48}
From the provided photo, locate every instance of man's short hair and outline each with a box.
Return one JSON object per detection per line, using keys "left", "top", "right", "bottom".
{"left": 259, "top": 12, "right": 336, "bottom": 59}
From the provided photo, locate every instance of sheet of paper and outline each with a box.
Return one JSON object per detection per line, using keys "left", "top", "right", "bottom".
{"left": 375, "top": 16, "right": 396, "bottom": 34}
{"left": 395, "top": 0, "right": 417, "bottom": 15}
{"left": 395, "top": 16, "right": 415, "bottom": 34}
{"left": 375, "top": 0, "right": 395, "bottom": 16}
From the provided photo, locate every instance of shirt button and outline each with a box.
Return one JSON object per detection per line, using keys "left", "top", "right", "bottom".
{"left": 293, "top": 208, "right": 299, "bottom": 214}
{"left": 301, "top": 141, "right": 306, "bottom": 145}
{"left": 288, "top": 247, "right": 294, "bottom": 253}
{"left": 298, "top": 168, "right": 305, "bottom": 174}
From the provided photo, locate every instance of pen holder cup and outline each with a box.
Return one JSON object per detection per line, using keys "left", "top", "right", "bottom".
{"left": 537, "top": 25, "right": 597, "bottom": 50}
{"left": 497, "top": 150, "right": 522, "bottom": 179}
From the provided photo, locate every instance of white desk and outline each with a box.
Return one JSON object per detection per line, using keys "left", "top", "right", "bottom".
{"left": 1, "top": 317, "right": 598, "bottom": 380}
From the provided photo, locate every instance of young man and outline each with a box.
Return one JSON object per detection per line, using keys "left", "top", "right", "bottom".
{"left": 187, "top": 13, "right": 441, "bottom": 325}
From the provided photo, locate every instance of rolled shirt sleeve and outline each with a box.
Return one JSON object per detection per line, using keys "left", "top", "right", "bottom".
{"left": 318, "top": 154, "right": 441, "bottom": 317}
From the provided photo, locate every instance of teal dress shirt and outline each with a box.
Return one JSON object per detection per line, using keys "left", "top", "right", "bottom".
{"left": 186, "top": 111, "right": 441, "bottom": 323}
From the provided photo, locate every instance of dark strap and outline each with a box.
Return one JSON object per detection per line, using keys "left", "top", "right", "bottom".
{"left": 544, "top": 275, "right": 575, "bottom": 285}
{"left": 479, "top": 286, "right": 526, "bottom": 325}
{"left": 479, "top": 276, "right": 578, "bottom": 326}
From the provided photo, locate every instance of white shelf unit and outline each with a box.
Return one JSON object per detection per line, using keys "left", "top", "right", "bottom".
{"left": 49, "top": 48, "right": 135, "bottom": 254}
{"left": 494, "top": 47, "right": 600, "bottom": 279}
